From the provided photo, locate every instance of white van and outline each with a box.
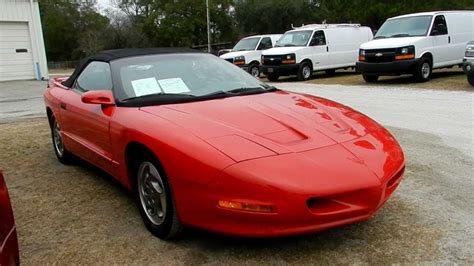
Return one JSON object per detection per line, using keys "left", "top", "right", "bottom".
{"left": 220, "top": 34, "right": 282, "bottom": 77}
{"left": 357, "top": 11, "right": 474, "bottom": 82}
{"left": 260, "top": 24, "right": 373, "bottom": 81}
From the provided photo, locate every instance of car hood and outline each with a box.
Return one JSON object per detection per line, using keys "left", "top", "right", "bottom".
{"left": 262, "top": 46, "right": 306, "bottom": 55}
{"left": 220, "top": 50, "right": 254, "bottom": 59}
{"left": 140, "top": 91, "right": 383, "bottom": 162}
{"left": 360, "top": 37, "right": 425, "bottom": 49}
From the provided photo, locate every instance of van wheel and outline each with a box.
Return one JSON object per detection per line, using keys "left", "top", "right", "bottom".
{"left": 267, "top": 74, "right": 279, "bottom": 81}
{"left": 468, "top": 75, "right": 474, "bottom": 86}
{"left": 298, "top": 62, "right": 312, "bottom": 81}
{"left": 249, "top": 64, "right": 260, "bottom": 78}
{"left": 363, "top": 74, "right": 379, "bottom": 83}
{"left": 414, "top": 57, "right": 432, "bottom": 82}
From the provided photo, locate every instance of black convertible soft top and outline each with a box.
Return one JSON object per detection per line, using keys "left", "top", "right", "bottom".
{"left": 62, "top": 48, "right": 201, "bottom": 87}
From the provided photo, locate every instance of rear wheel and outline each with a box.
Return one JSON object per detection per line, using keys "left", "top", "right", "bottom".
{"left": 135, "top": 154, "right": 182, "bottom": 239}
{"left": 363, "top": 74, "right": 379, "bottom": 83}
{"left": 50, "top": 116, "right": 74, "bottom": 164}
{"left": 267, "top": 74, "right": 279, "bottom": 81}
{"left": 249, "top": 64, "right": 260, "bottom": 78}
{"left": 414, "top": 57, "right": 432, "bottom": 82}
{"left": 468, "top": 75, "right": 474, "bottom": 86}
{"left": 297, "top": 61, "right": 312, "bottom": 81}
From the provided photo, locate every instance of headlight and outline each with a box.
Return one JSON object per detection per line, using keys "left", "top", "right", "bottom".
{"left": 466, "top": 42, "right": 474, "bottom": 57}
{"left": 359, "top": 49, "right": 366, "bottom": 61}
{"left": 234, "top": 56, "right": 245, "bottom": 65}
{"left": 395, "top": 46, "right": 415, "bottom": 60}
{"left": 282, "top": 53, "right": 296, "bottom": 64}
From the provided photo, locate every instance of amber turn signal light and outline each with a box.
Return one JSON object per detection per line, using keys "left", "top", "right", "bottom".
{"left": 234, "top": 60, "right": 245, "bottom": 65}
{"left": 395, "top": 54, "right": 415, "bottom": 60}
{"left": 358, "top": 56, "right": 366, "bottom": 62}
{"left": 218, "top": 200, "right": 275, "bottom": 213}
{"left": 282, "top": 59, "right": 296, "bottom": 64}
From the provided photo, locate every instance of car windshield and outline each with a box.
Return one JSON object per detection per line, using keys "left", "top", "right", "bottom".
{"left": 275, "top": 30, "right": 312, "bottom": 47}
{"left": 112, "top": 53, "right": 273, "bottom": 106}
{"left": 232, "top": 37, "right": 260, "bottom": 51}
{"left": 375, "top": 15, "right": 432, "bottom": 39}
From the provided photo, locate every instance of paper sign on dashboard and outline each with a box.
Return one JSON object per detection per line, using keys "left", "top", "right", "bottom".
{"left": 131, "top": 77, "right": 163, "bottom": 97}
{"left": 157, "top": 78, "right": 190, "bottom": 94}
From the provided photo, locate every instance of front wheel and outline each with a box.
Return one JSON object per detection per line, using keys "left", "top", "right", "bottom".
{"left": 468, "top": 75, "right": 474, "bottom": 86}
{"left": 363, "top": 74, "right": 379, "bottom": 83}
{"left": 297, "top": 61, "right": 312, "bottom": 81}
{"left": 267, "top": 74, "right": 279, "bottom": 81}
{"left": 135, "top": 156, "right": 182, "bottom": 239}
{"left": 414, "top": 57, "right": 432, "bottom": 82}
{"left": 249, "top": 64, "right": 260, "bottom": 78}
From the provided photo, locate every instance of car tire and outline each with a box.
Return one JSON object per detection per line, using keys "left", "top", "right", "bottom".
{"left": 134, "top": 153, "right": 182, "bottom": 240}
{"left": 50, "top": 116, "right": 74, "bottom": 164}
{"left": 363, "top": 74, "right": 379, "bottom": 83}
{"left": 297, "top": 61, "right": 312, "bottom": 81}
{"left": 414, "top": 57, "right": 432, "bottom": 82}
{"left": 468, "top": 75, "right": 474, "bottom": 86}
{"left": 267, "top": 74, "right": 279, "bottom": 82}
{"left": 249, "top": 64, "right": 260, "bottom": 78}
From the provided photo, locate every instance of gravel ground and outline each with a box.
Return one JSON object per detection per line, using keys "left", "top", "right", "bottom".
{"left": 0, "top": 80, "right": 473, "bottom": 264}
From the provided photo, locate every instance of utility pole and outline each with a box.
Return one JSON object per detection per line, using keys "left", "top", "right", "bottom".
{"left": 206, "top": 0, "right": 211, "bottom": 53}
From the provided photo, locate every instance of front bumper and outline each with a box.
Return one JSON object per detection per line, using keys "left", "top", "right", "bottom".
{"left": 463, "top": 58, "right": 474, "bottom": 75}
{"left": 260, "top": 64, "right": 300, "bottom": 76}
{"left": 174, "top": 137, "right": 405, "bottom": 237}
{"left": 356, "top": 59, "right": 421, "bottom": 75}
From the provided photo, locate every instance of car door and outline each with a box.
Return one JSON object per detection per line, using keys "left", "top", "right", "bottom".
{"left": 430, "top": 15, "right": 450, "bottom": 67}
{"left": 308, "top": 30, "right": 329, "bottom": 70}
{"left": 59, "top": 61, "right": 115, "bottom": 172}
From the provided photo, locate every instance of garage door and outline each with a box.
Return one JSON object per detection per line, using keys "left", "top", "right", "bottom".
{"left": 0, "top": 22, "right": 35, "bottom": 81}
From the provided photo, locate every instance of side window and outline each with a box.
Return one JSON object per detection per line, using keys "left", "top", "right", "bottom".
{"left": 75, "top": 61, "right": 112, "bottom": 91}
{"left": 431, "top": 15, "right": 448, "bottom": 36}
{"left": 309, "top": 30, "right": 326, "bottom": 46}
{"left": 257, "top": 37, "right": 273, "bottom": 50}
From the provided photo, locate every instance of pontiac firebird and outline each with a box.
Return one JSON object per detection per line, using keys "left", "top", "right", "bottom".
{"left": 43, "top": 48, "right": 405, "bottom": 239}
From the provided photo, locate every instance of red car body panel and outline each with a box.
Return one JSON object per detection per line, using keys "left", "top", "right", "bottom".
{"left": 44, "top": 77, "right": 405, "bottom": 237}
{"left": 0, "top": 172, "right": 19, "bottom": 265}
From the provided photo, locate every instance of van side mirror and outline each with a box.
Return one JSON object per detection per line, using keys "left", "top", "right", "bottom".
{"left": 81, "top": 90, "right": 115, "bottom": 106}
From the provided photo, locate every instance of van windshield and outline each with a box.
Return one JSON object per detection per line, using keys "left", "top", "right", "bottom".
{"left": 275, "top": 30, "right": 312, "bottom": 47}
{"left": 375, "top": 15, "right": 432, "bottom": 39}
{"left": 232, "top": 37, "right": 260, "bottom": 51}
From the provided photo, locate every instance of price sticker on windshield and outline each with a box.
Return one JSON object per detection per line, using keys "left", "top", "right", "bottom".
{"left": 157, "top": 78, "right": 190, "bottom": 94}
{"left": 131, "top": 77, "right": 163, "bottom": 97}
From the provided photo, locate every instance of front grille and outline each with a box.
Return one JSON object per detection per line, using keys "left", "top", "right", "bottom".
{"left": 365, "top": 48, "right": 396, "bottom": 63}
{"left": 262, "top": 55, "right": 283, "bottom": 65}
{"left": 224, "top": 58, "right": 233, "bottom": 63}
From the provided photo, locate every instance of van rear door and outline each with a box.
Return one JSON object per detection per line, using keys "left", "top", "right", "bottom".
{"left": 308, "top": 30, "right": 329, "bottom": 70}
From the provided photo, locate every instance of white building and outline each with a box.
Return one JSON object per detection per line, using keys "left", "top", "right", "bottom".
{"left": 0, "top": 0, "right": 48, "bottom": 81}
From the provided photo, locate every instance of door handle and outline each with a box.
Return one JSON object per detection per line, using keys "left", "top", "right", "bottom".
{"left": 326, "top": 46, "right": 329, "bottom": 52}
{"left": 448, "top": 36, "right": 451, "bottom": 43}
{"left": 60, "top": 103, "right": 67, "bottom": 110}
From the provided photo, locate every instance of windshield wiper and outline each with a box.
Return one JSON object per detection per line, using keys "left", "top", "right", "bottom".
{"left": 284, "top": 44, "right": 296, "bottom": 47}
{"left": 200, "top": 86, "right": 277, "bottom": 98}
{"left": 374, "top": 36, "right": 387, "bottom": 39}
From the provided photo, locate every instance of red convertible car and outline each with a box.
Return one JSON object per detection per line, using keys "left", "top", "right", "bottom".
{"left": 0, "top": 172, "right": 19, "bottom": 265}
{"left": 44, "top": 48, "right": 405, "bottom": 239}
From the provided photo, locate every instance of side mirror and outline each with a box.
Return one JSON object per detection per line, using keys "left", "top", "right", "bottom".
{"left": 81, "top": 90, "right": 115, "bottom": 106}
